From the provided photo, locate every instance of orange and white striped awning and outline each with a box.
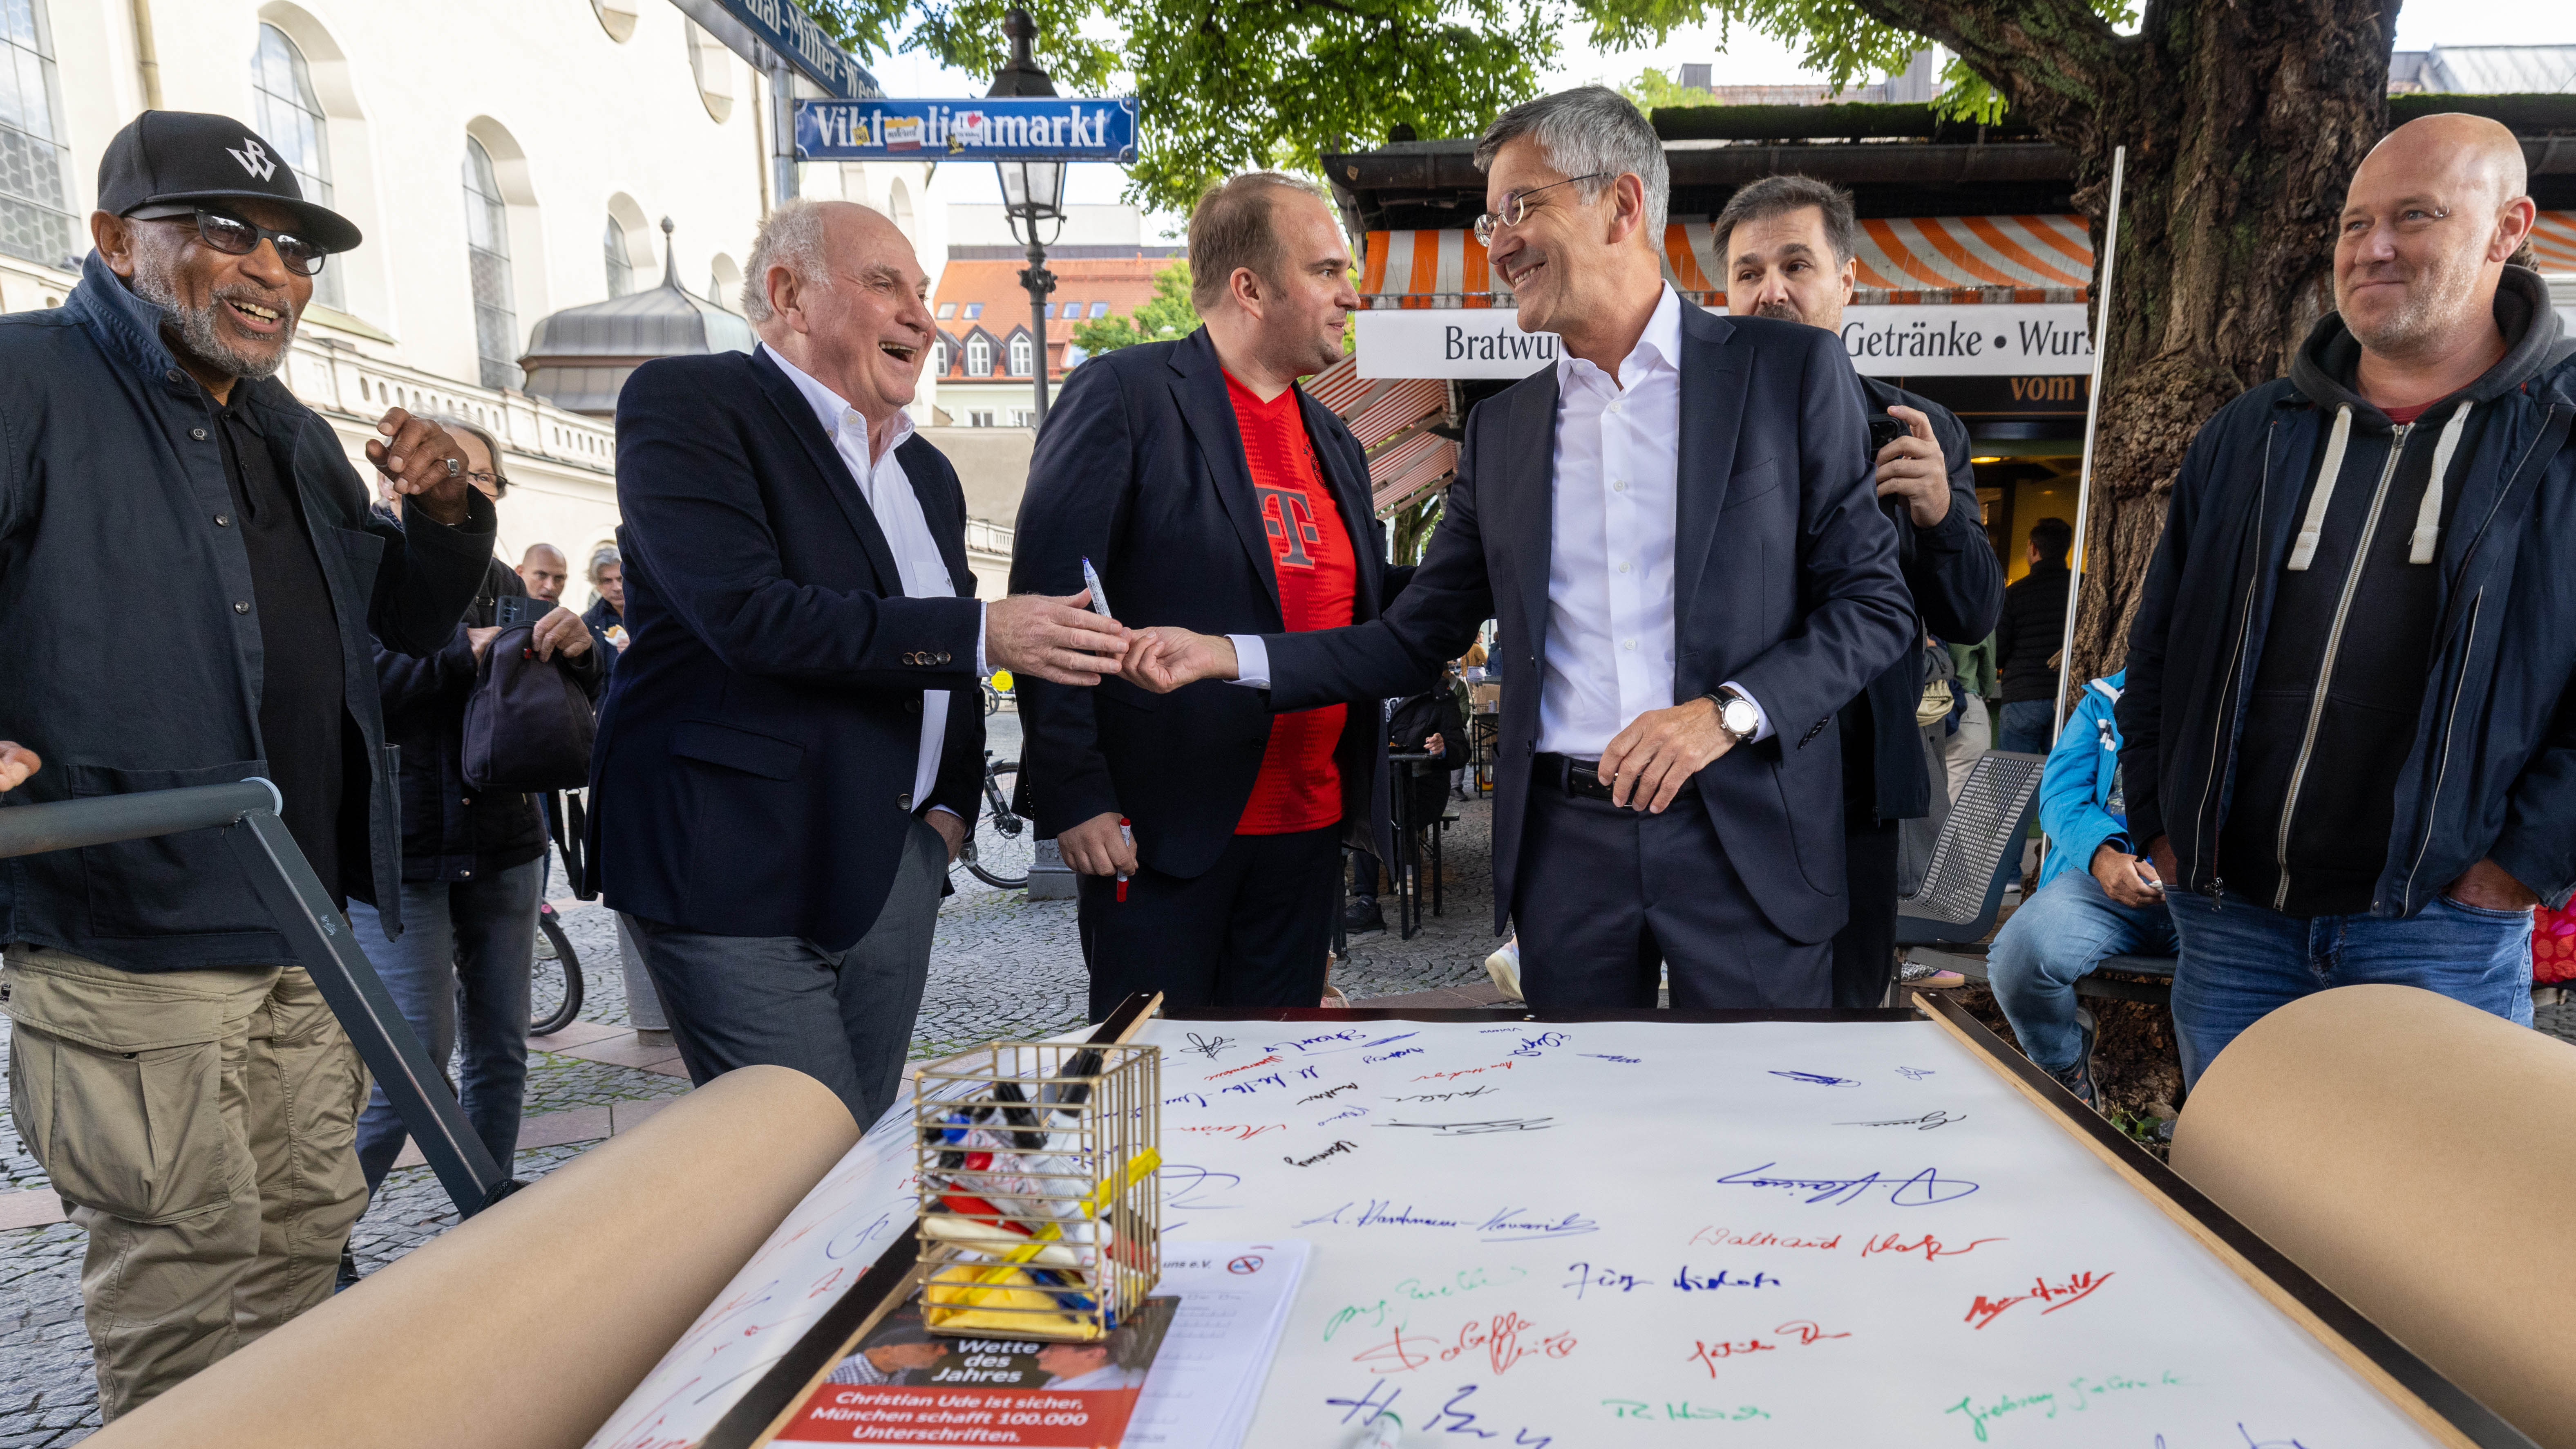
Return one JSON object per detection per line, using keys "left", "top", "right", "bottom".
{"left": 1368, "top": 217, "right": 2099, "bottom": 307}
{"left": 2535, "top": 211, "right": 2576, "bottom": 273}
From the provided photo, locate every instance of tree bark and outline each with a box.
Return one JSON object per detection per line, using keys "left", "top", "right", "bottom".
{"left": 1852, "top": 0, "right": 2397, "bottom": 698}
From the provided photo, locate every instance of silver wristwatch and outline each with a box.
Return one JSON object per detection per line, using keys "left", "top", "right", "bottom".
{"left": 1709, "top": 688, "right": 1760, "bottom": 746}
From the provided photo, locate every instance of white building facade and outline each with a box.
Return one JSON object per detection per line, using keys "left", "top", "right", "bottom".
{"left": 2, "top": 0, "right": 964, "bottom": 610}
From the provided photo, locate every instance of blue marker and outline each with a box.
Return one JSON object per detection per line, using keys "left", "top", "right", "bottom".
{"left": 1080, "top": 557, "right": 1114, "bottom": 620}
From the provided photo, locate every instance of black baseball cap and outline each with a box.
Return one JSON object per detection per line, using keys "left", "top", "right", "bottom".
{"left": 97, "top": 110, "right": 362, "bottom": 254}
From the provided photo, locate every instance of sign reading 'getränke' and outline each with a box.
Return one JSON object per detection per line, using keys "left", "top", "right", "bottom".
{"left": 794, "top": 98, "right": 1139, "bottom": 161}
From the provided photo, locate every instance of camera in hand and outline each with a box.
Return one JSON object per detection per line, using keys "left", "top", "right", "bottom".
{"left": 494, "top": 595, "right": 548, "bottom": 629}
{"left": 1867, "top": 416, "right": 1908, "bottom": 454}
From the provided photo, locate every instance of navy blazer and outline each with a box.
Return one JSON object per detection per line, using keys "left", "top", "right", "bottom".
{"left": 589, "top": 349, "right": 985, "bottom": 950}
{"left": 1011, "top": 328, "right": 1398, "bottom": 878}
{"left": 1263, "top": 304, "right": 1914, "bottom": 943}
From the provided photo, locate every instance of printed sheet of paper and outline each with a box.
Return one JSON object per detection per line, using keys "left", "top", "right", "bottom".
{"left": 1138, "top": 1018, "right": 2451, "bottom": 1447}
{"left": 1123, "top": 1241, "right": 1311, "bottom": 1449}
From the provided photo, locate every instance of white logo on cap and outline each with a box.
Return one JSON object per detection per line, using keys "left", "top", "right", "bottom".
{"left": 226, "top": 137, "right": 277, "bottom": 181}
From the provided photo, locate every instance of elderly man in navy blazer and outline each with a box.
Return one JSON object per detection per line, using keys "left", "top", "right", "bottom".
{"left": 1125, "top": 88, "right": 1913, "bottom": 1010}
{"left": 591, "top": 199, "right": 1127, "bottom": 1129}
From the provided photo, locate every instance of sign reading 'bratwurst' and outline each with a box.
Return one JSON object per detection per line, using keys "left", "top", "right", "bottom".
{"left": 1357, "top": 302, "right": 2097, "bottom": 380}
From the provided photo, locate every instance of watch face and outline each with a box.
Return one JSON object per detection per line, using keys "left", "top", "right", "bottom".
{"left": 1722, "top": 698, "right": 1760, "bottom": 737}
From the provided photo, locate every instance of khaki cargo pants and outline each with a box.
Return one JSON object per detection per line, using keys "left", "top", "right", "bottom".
{"left": 3, "top": 945, "right": 370, "bottom": 1419}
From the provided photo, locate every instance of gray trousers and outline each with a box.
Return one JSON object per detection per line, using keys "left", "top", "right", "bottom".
{"left": 622, "top": 817, "right": 944, "bottom": 1131}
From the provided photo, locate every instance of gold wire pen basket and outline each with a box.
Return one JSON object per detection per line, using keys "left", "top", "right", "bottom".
{"left": 912, "top": 1040, "right": 1161, "bottom": 1342}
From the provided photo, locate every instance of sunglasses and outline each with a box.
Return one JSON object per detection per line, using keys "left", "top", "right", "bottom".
{"left": 127, "top": 204, "right": 330, "bottom": 278}
{"left": 1472, "top": 174, "right": 1609, "bottom": 247}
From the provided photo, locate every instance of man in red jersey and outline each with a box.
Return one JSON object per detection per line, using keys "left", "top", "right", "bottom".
{"left": 1011, "top": 173, "right": 1400, "bottom": 1017}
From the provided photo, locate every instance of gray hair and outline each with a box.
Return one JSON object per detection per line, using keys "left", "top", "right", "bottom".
{"left": 588, "top": 544, "right": 622, "bottom": 584}
{"left": 740, "top": 198, "right": 834, "bottom": 325}
{"left": 1475, "top": 86, "right": 1669, "bottom": 244}
{"left": 1712, "top": 175, "right": 1861, "bottom": 269}
{"left": 425, "top": 412, "right": 507, "bottom": 495}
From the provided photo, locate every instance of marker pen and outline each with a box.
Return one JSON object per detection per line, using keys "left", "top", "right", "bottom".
{"left": 1116, "top": 817, "right": 1134, "bottom": 902}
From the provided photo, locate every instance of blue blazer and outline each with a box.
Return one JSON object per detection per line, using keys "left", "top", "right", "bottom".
{"left": 1263, "top": 303, "right": 1914, "bottom": 943}
{"left": 1011, "top": 328, "right": 1398, "bottom": 878}
{"left": 589, "top": 349, "right": 985, "bottom": 950}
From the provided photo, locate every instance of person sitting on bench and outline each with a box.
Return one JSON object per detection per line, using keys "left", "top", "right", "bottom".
{"left": 1988, "top": 671, "right": 2176, "bottom": 1108}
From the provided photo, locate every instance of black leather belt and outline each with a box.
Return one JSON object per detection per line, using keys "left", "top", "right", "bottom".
{"left": 1534, "top": 752, "right": 1620, "bottom": 803}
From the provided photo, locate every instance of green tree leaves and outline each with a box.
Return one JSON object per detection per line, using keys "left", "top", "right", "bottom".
{"left": 1069, "top": 260, "right": 1199, "bottom": 354}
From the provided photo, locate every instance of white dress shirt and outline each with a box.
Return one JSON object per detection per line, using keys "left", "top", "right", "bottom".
{"left": 1233, "top": 285, "right": 1767, "bottom": 752}
{"left": 765, "top": 343, "right": 981, "bottom": 819}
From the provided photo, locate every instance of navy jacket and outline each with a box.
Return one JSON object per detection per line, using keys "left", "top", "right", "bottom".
{"left": 1011, "top": 328, "right": 1396, "bottom": 877}
{"left": 2121, "top": 277, "right": 2576, "bottom": 915}
{"left": 1263, "top": 302, "right": 1914, "bottom": 942}
{"left": 1847, "top": 377, "right": 2004, "bottom": 823}
{"left": 589, "top": 349, "right": 984, "bottom": 950}
{"left": 0, "top": 253, "right": 497, "bottom": 970}
{"left": 378, "top": 556, "right": 602, "bottom": 883}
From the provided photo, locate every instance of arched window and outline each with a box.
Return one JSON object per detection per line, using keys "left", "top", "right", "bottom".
{"left": 463, "top": 137, "right": 519, "bottom": 390}
{"left": 965, "top": 335, "right": 992, "bottom": 377}
{"left": 252, "top": 24, "right": 340, "bottom": 309}
{"left": 604, "top": 214, "right": 634, "bottom": 297}
{"left": 1007, "top": 334, "right": 1033, "bottom": 377}
{"left": 0, "top": 0, "right": 74, "bottom": 267}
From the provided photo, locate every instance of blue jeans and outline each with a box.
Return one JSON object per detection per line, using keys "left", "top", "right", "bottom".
{"left": 1989, "top": 867, "right": 2178, "bottom": 1074}
{"left": 347, "top": 858, "right": 543, "bottom": 1194}
{"left": 2167, "top": 889, "right": 2533, "bottom": 1087}
{"left": 1994, "top": 699, "right": 2056, "bottom": 755}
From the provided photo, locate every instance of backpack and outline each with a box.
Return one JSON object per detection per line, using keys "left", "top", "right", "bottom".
{"left": 462, "top": 620, "right": 596, "bottom": 794}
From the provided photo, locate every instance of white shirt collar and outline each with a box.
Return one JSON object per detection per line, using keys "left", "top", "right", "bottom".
{"left": 760, "top": 341, "right": 915, "bottom": 460}
{"left": 1557, "top": 283, "right": 1684, "bottom": 391}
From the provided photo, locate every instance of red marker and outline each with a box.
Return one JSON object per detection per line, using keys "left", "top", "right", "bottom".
{"left": 1116, "top": 817, "right": 1134, "bottom": 902}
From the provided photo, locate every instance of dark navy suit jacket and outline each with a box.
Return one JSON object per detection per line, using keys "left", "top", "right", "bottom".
{"left": 589, "top": 349, "right": 984, "bottom": 950}
{"left": 1011, "top": 327, "right": 1399, "bottom": 877}
{"left": 1263, "top": 303, "right": 1914, "bottom": 943}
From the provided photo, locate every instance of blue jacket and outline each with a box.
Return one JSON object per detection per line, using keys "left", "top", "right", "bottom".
{"left": 2120, "top": 269, "right": 2576, "bottom": 914}
{"left": 1261, "top": 300, "right": 1913, "bottom": 945}
{"left": 588, "top": 349, "right": 984, "bottom": 950}
{"left": 0, "top": 253, "right": 497, "bottom": 969}
{"left": 2035, "top": 671, "right": 2128, "bottom": 893}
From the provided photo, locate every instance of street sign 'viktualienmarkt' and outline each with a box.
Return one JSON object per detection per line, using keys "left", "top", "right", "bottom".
{"left": 793, "top": 98, "right": 1139, "bottom": 161}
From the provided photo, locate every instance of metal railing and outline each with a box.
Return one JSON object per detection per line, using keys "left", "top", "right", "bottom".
{"left": 0, "top": 782, "right": 519, "bottom": 1217}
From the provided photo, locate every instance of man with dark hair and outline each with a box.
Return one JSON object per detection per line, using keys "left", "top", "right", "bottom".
{"left": 1013, "top": 172, "right": 1395, "bottom": 1017}
{"left": 0, "top": 110, "right": 494, "bottom": 1413}
{"left": 1993, "top": 517, "right": 2074, "bottom": 754}
{"left": 1121, "top": 89, "right": 1912, "bottom": 1011}
{"left": 1713, "top": 173, "right": 2004, "bottom": 1008}
{"left": 2125, "top": 113, "right": 2576, "bottom": 1085}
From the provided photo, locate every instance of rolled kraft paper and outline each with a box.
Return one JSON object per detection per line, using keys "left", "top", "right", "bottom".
{"left": 2172, "top": 983, "right": 2576, "bottom": 1447}
{"left": 87, "top": 1064, "right": 860, "bottom": 1449}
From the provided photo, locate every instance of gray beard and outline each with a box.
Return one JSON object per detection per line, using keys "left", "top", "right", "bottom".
{"left": 129, "top": 267, "right": 293, "bottom": 382}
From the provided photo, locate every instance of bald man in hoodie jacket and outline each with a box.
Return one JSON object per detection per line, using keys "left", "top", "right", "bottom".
{"left": 2121, "top": 113, "right": 2576, "bottom": 1086}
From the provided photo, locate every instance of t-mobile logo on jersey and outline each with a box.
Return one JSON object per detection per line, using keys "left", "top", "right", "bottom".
{"left": 1254, "top": 484, "right": 1325, "bottom": 569}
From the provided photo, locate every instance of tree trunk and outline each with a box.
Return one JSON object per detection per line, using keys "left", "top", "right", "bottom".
{"left": 1862, "top": 0, "right": 2397, "bottom": 698}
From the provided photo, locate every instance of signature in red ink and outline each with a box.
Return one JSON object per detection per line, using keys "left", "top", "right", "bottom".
{"left": 1353, "top": 1314, "right": 1576, "bottom": 1375}
{"left": 1205, "top": 1054, "right": 1284, "bottom": 1079}
{"left": 1860, "top": 1232, "right": 2008, "bottom": 1262}
{"left": 1963, "top": 1270, "right": 2116, "bottom": 1330}
{"left": 1687, "top": 1321, "right": 1851, "bottom": 1375}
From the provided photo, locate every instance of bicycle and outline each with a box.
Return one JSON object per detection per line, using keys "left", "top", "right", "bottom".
{"left": 954, "top": 750, "right": 1033, "bottom": 890}
{"left": 980, "top": 668, "right": 1013, "bottom": 717}
{"left": 529, "top": 899, "right": 584, "bottom": 1035}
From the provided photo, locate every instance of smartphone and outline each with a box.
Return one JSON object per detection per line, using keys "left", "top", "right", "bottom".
{"left": 494, "top": 595, "right": 548, "bottom": 629}
{"left": 1867, "top": 416, "right": 1908, "bottom": 454}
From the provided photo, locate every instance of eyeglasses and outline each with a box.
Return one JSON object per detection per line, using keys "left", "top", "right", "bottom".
{"left": 465, "top": 470, "right": 501, "bottom": 490}
{"left": 1473, "top": 174, "right": 1609, "bottom": 247}
{"left": 127, "top": 205, "right": 330, "bottom": 278}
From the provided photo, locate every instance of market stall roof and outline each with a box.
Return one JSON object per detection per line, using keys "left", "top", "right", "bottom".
{"left": 1299, "top": 358, "right": 1456, "bottom": 517}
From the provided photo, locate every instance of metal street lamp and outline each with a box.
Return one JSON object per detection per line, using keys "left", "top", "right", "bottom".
{"left": 989, "top": 7, "right": 1065, "bottom": 426}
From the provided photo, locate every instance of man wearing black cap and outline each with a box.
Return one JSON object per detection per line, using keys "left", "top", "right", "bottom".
{"left": 0, "top": 111, "right": 495, "bottom": 1416}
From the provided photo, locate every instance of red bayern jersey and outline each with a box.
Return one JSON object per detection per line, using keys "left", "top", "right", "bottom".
{"left": 1225, "top": 370, "right": 1355, "bottom": 835}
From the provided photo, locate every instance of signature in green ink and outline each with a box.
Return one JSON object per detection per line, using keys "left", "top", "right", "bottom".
{"left": 1944, "top": 1371, "right": 2185, "bottom": 1441}
{"left": 1603, "top": 1400, "right": 1772, "bottom": 1423}
{"left": 1321, "top": 1264, "right": 1532, "bottom": 1341}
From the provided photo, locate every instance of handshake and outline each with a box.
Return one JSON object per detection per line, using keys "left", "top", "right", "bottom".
{"left": 986, "top": 592, "right": 1243, "bottom": 694}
